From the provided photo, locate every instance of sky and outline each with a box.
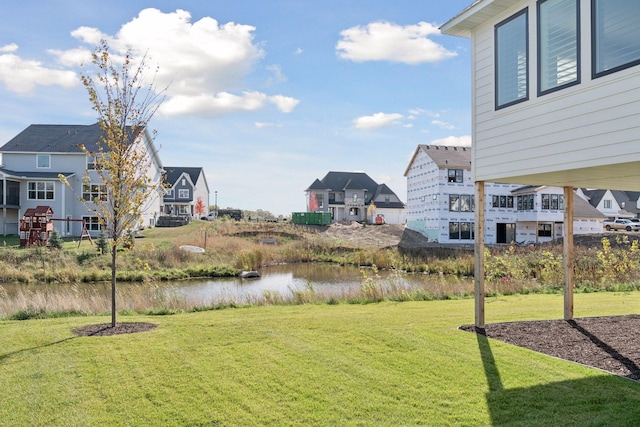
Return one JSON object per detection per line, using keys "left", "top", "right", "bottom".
{"left": 0, "top": 0, "right": 473, "bottom": 216}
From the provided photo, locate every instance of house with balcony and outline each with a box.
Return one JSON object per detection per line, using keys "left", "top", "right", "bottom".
{"left": 162, "top": 166, "right": 210, "bottom": 219}
{"left": 441, "top": 0, "right": 640, "bottom": 325}
{"left": 306, "top": 171, "right": 405, "bottom": 224}
{"left": 0, "top": 123, "right": 164, "bottom": 237}
{"left": 405, "top": 144, "right": 604, "bottom": 244}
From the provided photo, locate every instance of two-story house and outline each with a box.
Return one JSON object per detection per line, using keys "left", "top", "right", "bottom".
{"left": 306, "top": 171, "right": 405, "bottom": 224}
{"left": 442, "top": 0, "right": 640, "bottom": 325}
{"left": 0, "top": 123, "right": 164, "bottom": 237}
{"left": 405, "top": 145, "right": 604, "bottom": 244}
{"left": 162, "top": 167, "right": 210, "bottom": 219}
{"left": 577, "top": 189, "right": 640, "bottom": 220}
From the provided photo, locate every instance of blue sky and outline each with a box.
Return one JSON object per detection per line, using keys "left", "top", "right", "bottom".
{"left": 0, "top": 0, "right": 473, "bottom": 215}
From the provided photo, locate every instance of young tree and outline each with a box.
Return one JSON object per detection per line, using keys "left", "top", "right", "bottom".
{"left": 77, "top": 40, "right": 166, "bottom": 327}
{"left": 194, "top": 196, "right": 206, "bottom": 217}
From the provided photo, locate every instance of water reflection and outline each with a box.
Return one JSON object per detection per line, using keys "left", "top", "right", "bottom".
{"left": 1, "top": 263, "right": 473, "bottom": 307}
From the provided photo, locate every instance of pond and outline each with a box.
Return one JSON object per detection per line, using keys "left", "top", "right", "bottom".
{"left": 0, "top": 263, "right": 474, "bottom": 315}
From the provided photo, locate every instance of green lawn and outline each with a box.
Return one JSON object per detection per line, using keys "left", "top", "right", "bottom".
{"left": 1, "top": 292, "right": 639, "bottom": 426}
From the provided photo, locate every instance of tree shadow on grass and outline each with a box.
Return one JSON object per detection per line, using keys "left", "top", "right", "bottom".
{"left": 0, "top": 336, "right": 77, "bottom": 363}
{"left": 472, "top": 328, "right": 640, "bottom": 426}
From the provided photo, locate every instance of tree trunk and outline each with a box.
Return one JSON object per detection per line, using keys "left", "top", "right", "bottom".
{"left": 111, "top": 247, "right": 117, "bottom": 327}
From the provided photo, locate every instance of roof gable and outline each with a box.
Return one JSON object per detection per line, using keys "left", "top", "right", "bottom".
{"left": 164, "top": 167, "right": 203, "bottom": 187}
{"left": 406, "top": 145, "right": 472, "bottom": 173}
{"left": 316, "top": 171, "right": 379, "bottom": 194}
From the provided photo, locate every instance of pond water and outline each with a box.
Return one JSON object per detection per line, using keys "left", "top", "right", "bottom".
{"left": 0, "top": 263, "right": 473, "bottom": 308}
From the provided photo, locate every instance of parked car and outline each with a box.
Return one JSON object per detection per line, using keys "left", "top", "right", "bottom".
{"left": 603, "top": 219, "right": 640, "bottom": 231}
{"left": 201, "top": 212, "right": 217, "bottom": 221}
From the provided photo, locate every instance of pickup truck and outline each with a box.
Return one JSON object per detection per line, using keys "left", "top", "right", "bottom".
{"left": 603, "top": 219, "right": 640, "bottom": 231}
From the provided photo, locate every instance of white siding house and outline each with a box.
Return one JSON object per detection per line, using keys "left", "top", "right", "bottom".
{"left": 405, "top": 145, "right": 604, "bottom": 245}
{"left": 0, "top": 123, "right": 164, "bottom": 237}
{"left": 441, "top": 0, "right": 640, "bottom": 326}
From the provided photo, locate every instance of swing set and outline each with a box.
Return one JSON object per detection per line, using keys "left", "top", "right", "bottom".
{"left": 19, "top": 206, "right": 93, "bottom": 247}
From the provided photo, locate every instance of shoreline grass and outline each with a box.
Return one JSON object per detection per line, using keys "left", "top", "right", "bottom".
{"left": 1, "top": 221, "right": 640, "bottom": 319}
{"left": 1, "top": 293, "right": 640, "bottom": 426}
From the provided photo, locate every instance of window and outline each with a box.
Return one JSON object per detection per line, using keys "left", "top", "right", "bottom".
{"left": 538, "top": 0, "right": 580, "bottom": 95}
{"left": 460, "top": 222, "right": 474, "bottom": 240}
{"left": 450, "top": 222, "right": 475, "bottom": 240}
{"left": 83, "top": 216, "right": 103, "bottom": 231}
{"left": 317, "top": 194, "right": 324, "bottom": 209}
{"left": 449, "top": 194, "right": 460, "bottom": 212}
{"left": 449, "top": 222, "right": 460, "bottom": 240}
{"left": 82, "top": 183, "right": 107, "bottom": 202}
{"left": 28, "top": 181, "right": 54, "bottom": 200}
{"left": 178, "top": 189, "right": 190, "bottom": 199}
{"left": 541, "top": 193, "right": 550, "bottom": 209}
{"left": 603, "top": 199, "right": 612, "bottom": 209}
{"left": 352, "top": 193, "right": 358, "bottom": 202}
{"left": 87, "top": 155, "right": 98, "bottom": 170}
{"left": 517, "top": 194, "right": 535, "bottom": 210}
{"left": 448, "top": 169, "right": 463, "bottom": 183}
{"left": 36, "top": 155, "right": 50, "bottom": 169}
{"left": 495, "top": 8, "right": 529, "bottom": 109}
{"left": 165, "top": 188, "right": 174, "bottom": 198}
{"left": 538, "top": 223, "right": 552, "bottom": 237}
{"left": 592, "top": 0, "right": 640, "bottom": 78}
{"left": 493, "top": 195, "right": 514, "bottom": 209}
{"left": 349, "top": 207, "right": 359, "bottom": 216}
{"left": 460, "top": 195, "right": 472, "bottom": 212}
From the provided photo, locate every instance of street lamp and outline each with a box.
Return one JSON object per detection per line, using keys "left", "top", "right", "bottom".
{"left": 214, "top": 191, "right": 218, "bottom": 218}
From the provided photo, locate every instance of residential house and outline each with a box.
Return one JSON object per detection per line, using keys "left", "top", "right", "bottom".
{"left": 306, "top": 171, "right": 405, "bottom": 224}
{"left": 0, "top": 123, "right": 164, "bottom": 237}
{"left": 405, "top": 145, "right": 604, "bottom": 245}
{"left": 441, "top": 0, "right": 640, "bottom": 325}
{"left": 162, "top": 167, "right": 210, "bottom": 218}
{"left": 577, "top": 189, "right": 640, "bottom": 220}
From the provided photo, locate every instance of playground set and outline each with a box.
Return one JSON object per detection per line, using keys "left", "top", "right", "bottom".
{"left": 19, "top": 205, "right": 93, "bottom": 247}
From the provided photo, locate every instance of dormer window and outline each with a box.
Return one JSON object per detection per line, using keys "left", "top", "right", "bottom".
{"left": 36, "top": 154, "right": 50, "bottom": 169}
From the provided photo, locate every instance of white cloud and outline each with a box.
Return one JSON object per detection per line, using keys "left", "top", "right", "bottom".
{"left": 336, "top": 21, "right": 457, "bottom": 64}
{"left": 269, "top": 95, "right": 299, "bottom": 113}
{"left": 0, "top": 43, "right": 18, "bottom": 53}
{"left": 160, "top": 91, "right": 267, "bottom": 116}
{"left": 159, "top": 91, "right": 299, "bottom": 116}
{"left": 0, "top": 48, "right": 78, "bottom": 94}
{"left": 294, "top": 48, "right": 303, "bottom": 55}
{"left": 354, "top": 112, "right": 404, "bottom": 130}
{"left": 48, "top": 47, "right": 92, "bottom": 67}
{"left": 48, "top": 8, "right": 299, "bottom": 116}
{"left": 431, "top": 119, "right": 456, "bottom": 130}
{"left": 255, "top": 122, "right": 283, "bottom": 128}
{"left": 430, "top": 135, "right": 472, "bottom": 147}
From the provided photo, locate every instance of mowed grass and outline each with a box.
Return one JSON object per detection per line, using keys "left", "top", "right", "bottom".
{"left": 1, "top": 292, "right": 640, "bottom": 426}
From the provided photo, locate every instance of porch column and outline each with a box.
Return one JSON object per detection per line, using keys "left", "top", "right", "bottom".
{"left": 563, "top": 186, "right": 574, "bottom": 320}
{"left": 474, "top": 181, "right": 485, "bottom": 328}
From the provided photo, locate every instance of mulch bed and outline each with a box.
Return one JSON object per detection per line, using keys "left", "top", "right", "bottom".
{"left": 460, "top": 314, "right": 640, "bottom": 381}
{"left": 73, "top": 322, "right": 157, "bottom": 336}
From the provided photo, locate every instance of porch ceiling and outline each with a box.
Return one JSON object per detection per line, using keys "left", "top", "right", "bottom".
{"left": 482, "top": 161, "right": 640, "bottom": 192}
